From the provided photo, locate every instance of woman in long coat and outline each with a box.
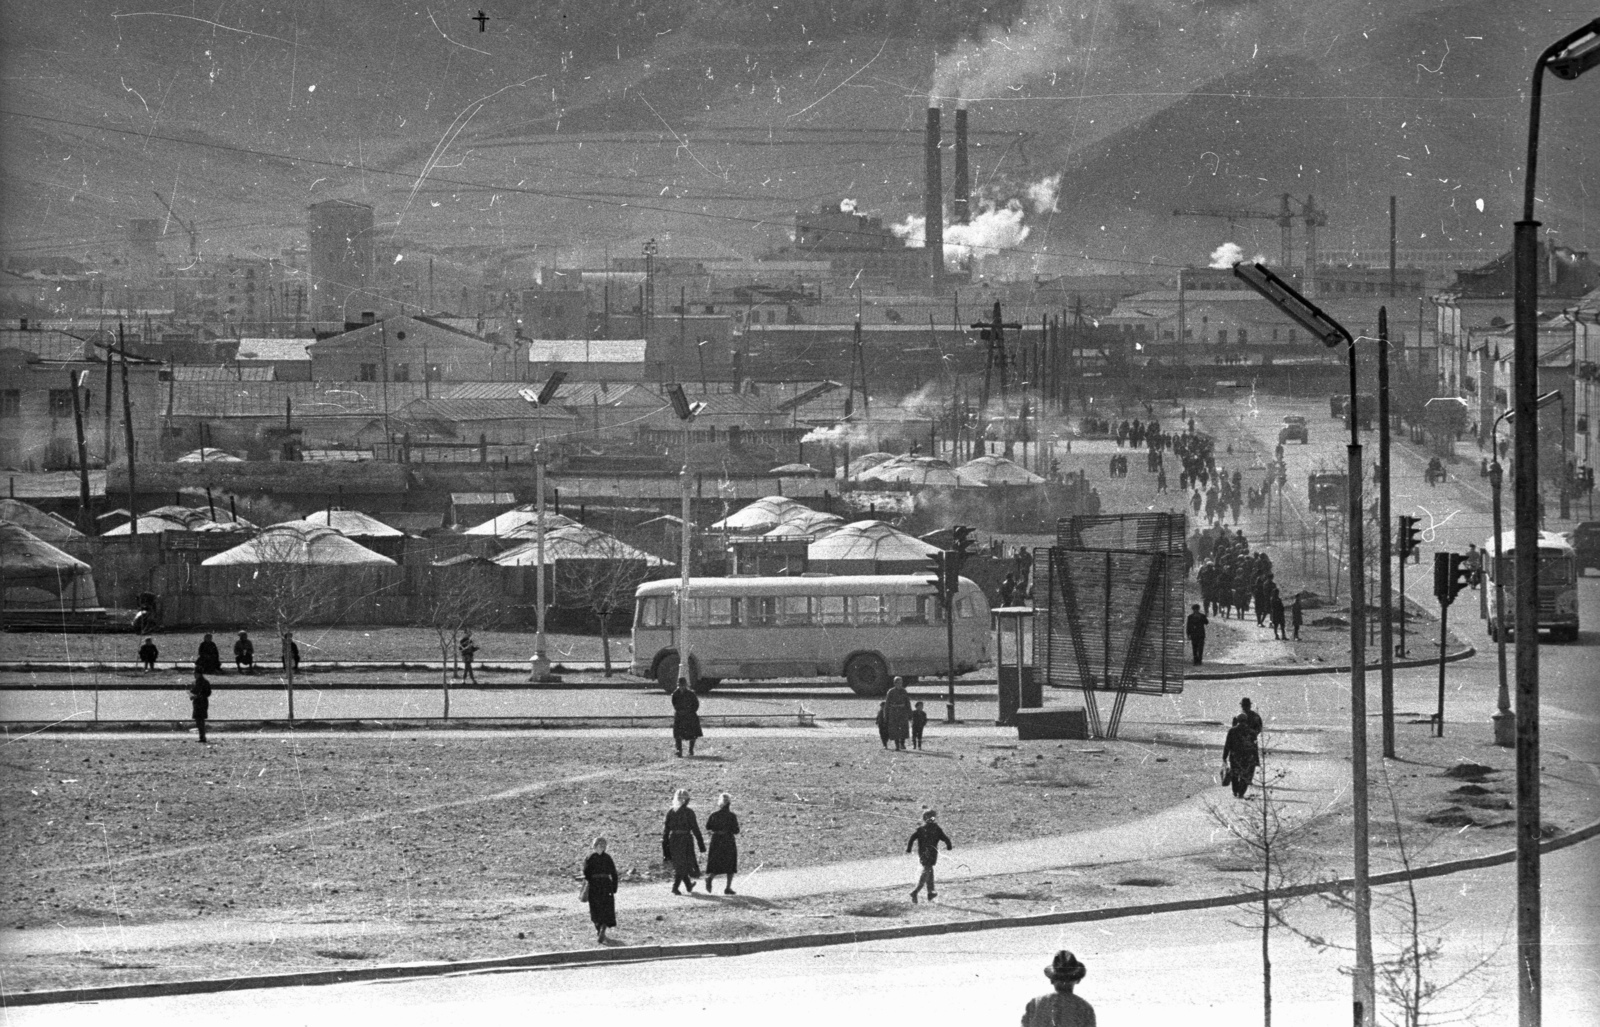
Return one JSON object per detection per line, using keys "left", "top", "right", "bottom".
{"left": 883, "top": 677, "right": 912, "bottom": 751}
{"left": 661, "top": 788, "right": 705, "bottom": 894}
{"left": 582, "top": 836, "right": 618, "bottom": 943}
{"left": 703, "top": 793, "right": 740, "bottom": 895}
{"left": 196, "top": 633, "right": 222, "bottom": 675}
{"left": 670, "top": 681, "right": 702, "bottom": 757}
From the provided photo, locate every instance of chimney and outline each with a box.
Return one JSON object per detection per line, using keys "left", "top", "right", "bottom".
{"left": 361, "top": 310, "right": 377, "bottom": 324}
{"left": 924, "top": 106, "right": 944, "bottom": 282}
{"left": 953, "top": 107, "right": 970, "bottom": 225}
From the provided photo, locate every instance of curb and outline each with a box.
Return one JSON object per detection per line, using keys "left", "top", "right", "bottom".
{"left": 5, "top": 816, "right": 1594, "bottom": 1008}
{"left": 1189, "top": 646, "right": 1477, "bottom": 680}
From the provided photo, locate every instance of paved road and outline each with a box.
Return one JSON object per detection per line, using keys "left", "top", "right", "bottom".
{"left": 8, "top": 837, "right": 1594, "bottom": 1026}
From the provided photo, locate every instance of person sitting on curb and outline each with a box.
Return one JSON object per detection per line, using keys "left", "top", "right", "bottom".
{"left": 233, "top": 630, "right": 254, "bottom": 674}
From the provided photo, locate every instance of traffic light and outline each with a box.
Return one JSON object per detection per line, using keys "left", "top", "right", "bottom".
{"left": 1433, "top": 552, "right": 1471, "bottom": 605}
{"left": 926, "top": 551, "right": 947, "bottom": 594}
{"left": 950, "top": 524, "right": 976, "bottom": 572}
{"left": 1397, "top": 516, "right": 1421, "bottom": 563}
{"left": 925, "top": 552, "right": 957, "bottom": 603}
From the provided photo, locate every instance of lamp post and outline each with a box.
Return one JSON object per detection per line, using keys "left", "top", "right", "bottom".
{"left": 1513, "top": 20, "right": 1600, "bottom": 1026}
{"left": 665, "top": 385, "right": 703, "bottom": 691}
{"left": 1233, "top": 260, "right": 1374, "bottom": 1025}
{"left": 1488, "top": 412, "right": 1512, "bottom": 747}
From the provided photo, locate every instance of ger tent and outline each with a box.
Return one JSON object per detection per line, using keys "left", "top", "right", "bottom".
{"left": 303, "top": 509, "right": 404, "bottom": 537}
{"left": 709, "top": 496, "right": 811, "bottom": 534}
{"left": 201, "top": 521, "right": 396, "bottom": 567}
{"left": 492, "top": 524, "right": 668, "bottom": 567}
{"left": 807, "top": 519, "right": 940, "bottom": 574}
{"left": 0, "top": 522, "right": 99, "bottom": 609}
{"left": 955, "top": 455, "right": 1046, "bottom": 487}
{"left": 462, "top": 506, "right": 576, "bottom": 537}
{"left": 0, "top": 499, "right": 82, "bottom": 544}
{"left": 854, "top": 456, "right": 961, "bottom": 487}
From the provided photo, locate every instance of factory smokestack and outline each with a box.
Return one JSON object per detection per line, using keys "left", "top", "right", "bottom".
{"left": 924, "top": 106, "right": 944, "bottom": 281}
{"left": 953, "top": 107, "right": 970, "bottom": 226}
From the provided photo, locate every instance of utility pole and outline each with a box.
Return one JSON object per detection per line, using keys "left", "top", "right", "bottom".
{"left": 68, "top": 370, "right": 92, "bottom": 534}
{"left": 973, "top": 302, "right": 1022, "bottom": 458}
{"left": 118, "top": 325, "right": 138, "bottom": 537}
{"left": 1378, "top": 307, "right": 1395, "bottom": 757}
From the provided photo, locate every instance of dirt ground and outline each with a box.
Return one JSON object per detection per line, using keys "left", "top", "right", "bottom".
{"left": 3, "top": 725, "right": 1593, "bottom": 995}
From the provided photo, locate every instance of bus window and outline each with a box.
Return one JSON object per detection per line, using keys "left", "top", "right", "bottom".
{"left": 816, "top": 595, "right": 849, "bottom": 625}
{"left": 854, "top": 596, "right": 889, "bottom": 626}
{"left": 955, "top": 596, "right": 975, "bottom": 618}
{"left": 703, "top": 597, "right": 738, "bottom": 627}
{"left": 747, "top": 597, "right": 778, "bottom": 627}
{"left": 687, "top": 597, "right": 711, "bottom": 626}
{"left": 638, "top": 596, "right": 673, "bottom": 627}
{"left": 779, "top": 596, "right": 811, "bottom": 625}
{"left": 896, "top": 594, "right": 932, "bottom": 624}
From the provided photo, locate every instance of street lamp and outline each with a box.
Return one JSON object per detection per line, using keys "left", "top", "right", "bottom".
{"left": 1513, "top": 19, "right": 1600, "bottom": 1025}
{"left": 666, "top": 384, "right": 706, "bottom": 693}
{"left": 1232, "top": 260, "right": 1375, "bottom": 1026}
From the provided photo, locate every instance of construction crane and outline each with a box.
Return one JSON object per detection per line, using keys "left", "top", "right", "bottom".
{"left": 1173, "top": 192, "right": 1329, "bottom": 293}
{"left": 152, "top": 190, "right": 198, "bottom": 258}
{"left": 1173, "top": 193, "right": 1296, "bottom": 268}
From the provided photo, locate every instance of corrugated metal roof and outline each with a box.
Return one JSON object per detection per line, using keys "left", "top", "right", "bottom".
{"left": 398, "top": 397, "right": 579, "bottom": 422}
{"left": 235, "top": 338, "right": 314, "bottom": 362}
{"left": 168, "top": 381, "right": 434, "bottom": 417}
{"left": 529, "top": 339, "right": 647, "bottom": 363}
{"left": 555, "top": 382, "right": 664, "bottom": 408}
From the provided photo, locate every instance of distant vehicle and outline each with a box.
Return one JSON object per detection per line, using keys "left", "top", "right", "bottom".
{"left": 1330, "top": 394, "right": 1376, "bottom": 428}
{"left": 1574, "top": 521, "right": 1600, "bottom": 576}
{"left": 631, "top": 574, "right": 991, "bottom": 695}
{"left": 1483, "top": 530, "right": 1579, "bottom": 642}
{"left": 1278, "top": 415, "right": 1309, "bottom": 445}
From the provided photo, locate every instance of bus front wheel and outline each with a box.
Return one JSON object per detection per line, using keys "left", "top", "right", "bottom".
{"left": 655, "top": 653, "right": 702, "bottom": 693}
{"left": 845, "top": 653, "right": 890, "bottom": 696}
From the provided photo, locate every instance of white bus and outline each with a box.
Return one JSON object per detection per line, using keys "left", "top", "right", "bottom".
{"left": 1483, "top": 530, "right": 1579, "bottom": 643}
{"left": 631, "top": 574, "right": 991, "bottom": 695}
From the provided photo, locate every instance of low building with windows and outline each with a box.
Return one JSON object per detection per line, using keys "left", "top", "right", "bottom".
{"left": 0, "top": 329, "right": 164, "bottom": 470}
{"left": 307, "top": 314, "right": 521, "bottom": 383}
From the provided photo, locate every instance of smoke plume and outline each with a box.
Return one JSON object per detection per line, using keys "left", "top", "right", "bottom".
{"left": 1208, "top": 242, "right": 1244, "bottom": 269}
{"left": 1026, "top": 174, "right": 1061, "bottom": 214}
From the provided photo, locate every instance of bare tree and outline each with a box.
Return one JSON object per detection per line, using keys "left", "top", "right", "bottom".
{"left": 244, "top": 526, "right": 338, "bottom": 721}
{"left": 417, "top": 564, "right": 502, "bottom": 717}
{"left": 1284, "top": 767, "right": 1501, "bottom": 1026}
{"left": 1208, "top": 744, "right": 1311, "bottom": 1027}
{"left": 552, "top": 531, "right": 653, "bottom": 676}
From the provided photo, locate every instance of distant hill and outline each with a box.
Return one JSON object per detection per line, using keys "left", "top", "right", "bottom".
{"left": 1, "top": 0, "right": 1593, "bottom": 275}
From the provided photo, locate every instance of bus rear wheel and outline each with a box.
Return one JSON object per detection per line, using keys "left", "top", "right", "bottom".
{"left": 844, "top": 653, "right": 890, "bottom": 696}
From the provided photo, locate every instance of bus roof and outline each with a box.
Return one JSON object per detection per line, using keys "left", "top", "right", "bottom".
{"left": 1481, "top": 529, "right": 1574, "bottom": 555}
{"left": 635, "top": 574, "right": 979, "bottom": 598}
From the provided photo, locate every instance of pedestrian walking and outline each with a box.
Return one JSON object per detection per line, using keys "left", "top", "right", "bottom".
{"left": 233, "top": 630, "right": 254, "bottom": 674}
{"left": 906, "top": 809, "right": 952, "bottom": 903}
{"left": 189, "top": 665, "right": 212, "bottom": 744}
{"left": 999, "top": 573, "right": 1017, "bottom": 607}
{"left": 459, "top": 630, "right": 479, "bottom": 683}
{"left": 911, "top": 701, "right": 928, "bottom": 749}
{"left": 196, "top": 633, "right": 222, "bottom": 675}
{"left": 875, "top": 701, "right": 890, "bottom": 748}
{"left": 883, "top": 676, "right": 912, "bottom": 751}
{"left": 1269, "top": 588, "right": 1287, "bottom": 640}
{"left": 1222, "top": 714, "right": 1259, "bottom": 799}
{"left": 671, "top": 679, "right": 703, "bottom": 757}
{"left": 661, "top": 788, "right": 705, "bottom": 894}
{"left": 1465, "top": 543, "right": 1483, "bottom": 589}
{"left": 1156, "top": 466, "right": 1167, "bottom": 493}
{"left": 582, "top": 836, "right": 618, "bottom": 943}
{"left": 703, "top": 792, "right": 740, "bottom": 895}
{"left": 1185, "top": 604, "right": 1209, "bottom": 665}
{"left": 138, "top": 636, "right": 159, "bottom": 672}
{"left": 1022, "top": 950, "right": 1097, "bottom": 1027}
{"left": 1291, "top": 594, "right": 1304, "bottom": 640}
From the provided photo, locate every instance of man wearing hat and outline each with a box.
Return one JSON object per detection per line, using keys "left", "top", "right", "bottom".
{"left": 233, "top": 630, "right": 255, "bottom": 674}
{"left": 1022, "top": 950, "right": 1096, "bottom": 1026}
